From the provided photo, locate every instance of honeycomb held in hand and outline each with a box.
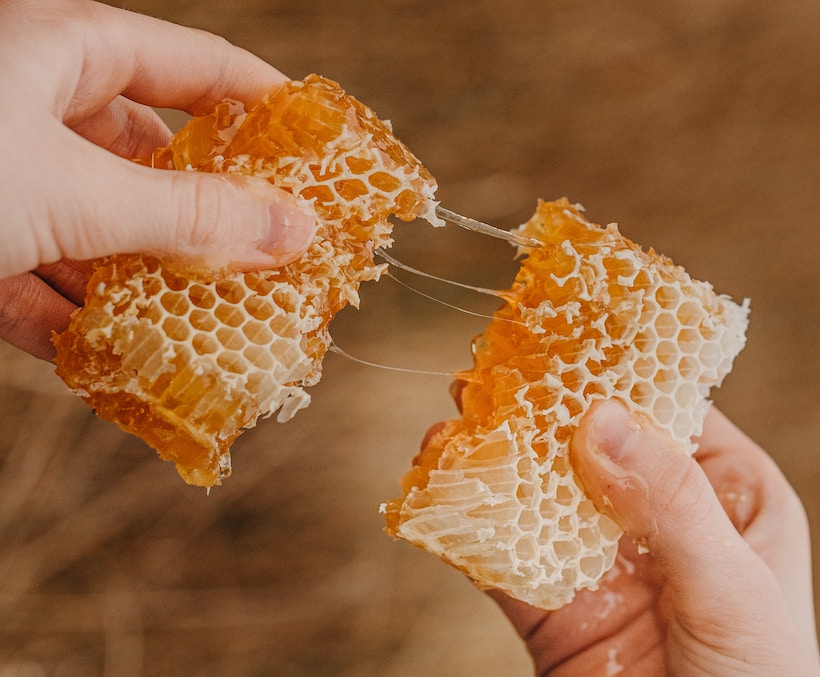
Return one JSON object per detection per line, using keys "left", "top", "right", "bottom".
{"left": 53, "top": 75, "right": 440, "bottom": 487}
{"left": 382, "top": 199, "right": 749, "bottom": 610}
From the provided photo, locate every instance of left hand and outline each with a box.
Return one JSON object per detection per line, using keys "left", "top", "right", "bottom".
{"left": 0, "top": 0, "right": 315, "bottom": 360}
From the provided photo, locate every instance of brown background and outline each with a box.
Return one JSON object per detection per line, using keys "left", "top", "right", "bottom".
{"left": 1, "top": 0, "right": 819, "bottom": 674}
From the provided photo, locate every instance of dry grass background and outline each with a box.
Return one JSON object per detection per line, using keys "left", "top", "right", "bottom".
{"left": 1, "top": 0, "right": 819, "bottom": 674}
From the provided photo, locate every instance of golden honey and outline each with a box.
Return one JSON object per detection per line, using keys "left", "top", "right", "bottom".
{"left": 383, "top": 199, "right": 749, "bottom": 610}
{"left": 54, "top": 75, "right": 440, "bottom": 487}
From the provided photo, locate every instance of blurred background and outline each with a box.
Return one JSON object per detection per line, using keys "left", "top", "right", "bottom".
{"left": 1, "top": 0, "right": 819, "bottom": 674}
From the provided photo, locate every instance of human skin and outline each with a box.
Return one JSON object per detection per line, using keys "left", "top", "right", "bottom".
{"left": 491, "top": 401, "right": 820, "bottom": 676}
{"left": 0, "top": 0, "right": 316, "bottom": 360}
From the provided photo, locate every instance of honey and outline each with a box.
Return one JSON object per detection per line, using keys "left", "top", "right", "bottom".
{"left": 383, "top": 199, "right": 749, "bottom": 610}
{"left": 53, "top": 75, "right": 441, "bottom": 487}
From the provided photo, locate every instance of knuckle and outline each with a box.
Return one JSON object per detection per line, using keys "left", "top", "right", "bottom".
{"left": 652, "top": 455, "right": 712, "bottom": 524}
{"left": 0, "top": 275, "right": 37, "bottom": 339}
{"left": 173, "top": 174, "right": 235, "bottom": 248}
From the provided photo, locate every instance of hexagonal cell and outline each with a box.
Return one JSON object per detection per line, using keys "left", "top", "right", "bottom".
{"left": 576, "top": 499, "right": 598, "bottom": 520}
{"left": 652, "top": 395, "right": 676, "bottom": 425}
{"left": 561, "top": 393, "right": 585, "bottom": 419}
{"left": 578, "top": 526, "right": 598, "bottom": 548}
{"left": 243, "top": 295, "right": 275, "bottom": 321}
{"left": 656, "top": 339, "right": 679, "bottom": 367}
{"left": 161, "top": 316, "right": 191, "bottom": 343}
{"left": 554, "top": 482, "right": 577, "bottom": 507}
{"left": 676, "top": 299, "right": 702, "bottom": 327}
{"left": 633, "top": 331, "right": 657, "bottom": 354}
{"left": 192, "top": 332, "right": 220, "bottom": 356}
{"left": 516, "top": 508, "right": 540, "bottom": 532}
{"left": 699, "top": 341, "right": 722, "bottom": 369}
{"left": 189, "top": 309, "right": 218, "bottom": 333}
{"left": 216, "top": 326, "right": 248, "bottom": 351}
{"left": 334, "top": 178, "right": 369, "bottom": 200}
{"left": 653, "top": 368, "right": 677, "bottom": 395}
{"left": 539, "top": 523, "right": 556, "bottom": 544}
{"left": 516, "top": 483, "right": 535, "bottom": 503}
{"left": 678, "top": 355, "right": 701, "bottom": 379}
{"left": 214, "top": 279, "right": 247, "bottom": 304}
{"left": 139, "top": 301, "right": 164, "bottom": 324}
{"left": 557, "top": 513, "right": 577, "bottom": 534}
{"left": 630, "top": 381, "right": 654, "bottom": 408}
{"left": 539, "top": 499, "right": 561, "bottom": 522}
{"left": 270, "top": 314, "right": 299, "bottom": 336}
{"left": 561, "top": 367, "right": 590, "bottom": 392}
{"left": 674, "top": 382, "right": 699, "bottom": 410}
{"left": 160, "top": 268, "right": 189, "bottom": 292}
{"left": 188, "top": 284, "right": 216, "bottom": 309}
{"left": 216, "top": 350, "right": 248, "bottom": 375}
{"left": 552, "top": 538, "right": 580, "bottom": 562}
{"left": 214, "top": 303, "right": 248, "bottom": 328}
{"left": 672, "top": 411, "right": 694, "bottom": 439}
{"left": 633, "top": 355, "right": 658, "bottom": 379}
{"left": 655, "top": 284, "right": 681, "bottom": 310}
{"left": 654, "top": 312, "right": 678, "bottom": 339}
{"left": 243, "top": 344, "right": 276, "bottom": 371}
{"left": 579, "top": 553, "right": 607, "bottom": 581}
{"left": 677, "top": 328, "right": 702, "bottom": 354}
{"left": 242, "top": 320, "right": 275, "bottom": 346}
{"left": 514, "top": 535, "right": 539, "bottom": 563}
{"left": 345, "top": 156, "right": 375, "bottom": 174}
{"left": 368, "top": 171, "right": 403, "bottom": 193}
{"left": 243, "top": 273, "right": 276, "bottom": 296}
{"left": 159, "top": 291, "right": 190, "bottom": 316}
{"left": 639, "top": 298, "right": 660, "bottom": 325}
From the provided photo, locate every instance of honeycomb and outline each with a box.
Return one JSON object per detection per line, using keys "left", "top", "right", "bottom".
{"left": 53, "top": 75, "right": 441, "bottom": 487}
{"left": 382, "top": 198, "right": 749, "bottom": 610}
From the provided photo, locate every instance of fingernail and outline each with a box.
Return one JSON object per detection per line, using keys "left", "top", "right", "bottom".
{"left": 259, "top": 192, "right": 316, "bottom": 264}
{"left": 589, "top": 401, "right": 640, "bottom": 461}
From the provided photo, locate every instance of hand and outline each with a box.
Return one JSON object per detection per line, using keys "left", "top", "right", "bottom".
{"left": 492, "top": 401, "right": 820, "bottom": 676}
{"left": 0, "top": 0, "right": 316, "bottom": 360}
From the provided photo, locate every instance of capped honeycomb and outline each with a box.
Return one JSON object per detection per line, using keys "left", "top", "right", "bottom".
{"left": 382, "top": 198, "right": 749, "bottom": 610}
{"left": 53, "top": 75, "right": 441, "bottom": 487}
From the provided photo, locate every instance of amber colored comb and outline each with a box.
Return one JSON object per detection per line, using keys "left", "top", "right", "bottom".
{"left": 54, "top": 74, "right": 453, "bottom": 487}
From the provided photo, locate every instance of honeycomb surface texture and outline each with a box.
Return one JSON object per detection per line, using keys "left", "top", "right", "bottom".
{"left": 382, "top": 199, "right": 749, "bottom": 610}
{"left": 53, "top": 75, "right": 440, "bottom": 487}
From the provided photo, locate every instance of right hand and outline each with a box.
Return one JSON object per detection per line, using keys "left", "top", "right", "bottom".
{"left": 492, "top": 401, "right": 820, "bottom": 675}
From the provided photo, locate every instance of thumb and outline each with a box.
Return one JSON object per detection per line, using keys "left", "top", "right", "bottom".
{"left": 43, "top": 142, "right": 316, "bottom": 275}
{"left": 132, "top": 167, "right": 318, "bottom": 272}
{"left": 571, "top": 400, "right": 762, "bottom": 606}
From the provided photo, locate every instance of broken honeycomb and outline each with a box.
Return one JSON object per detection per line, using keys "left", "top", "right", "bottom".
{"left": 53, "top": 74, "right": 441, "bottom": 487}
{"left": 382, "top": 198, "right": 749, "bottom": 610}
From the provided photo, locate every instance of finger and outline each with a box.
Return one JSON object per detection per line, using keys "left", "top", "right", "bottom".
{"left": 695, "top": 407, "right": 816, "bottom": 649}
{"left": 34, "top": 259, "right": 91, "bottom": 306}
{"left": 6, "top": 123, "right": 316, "bottom": 278}
{"left": 489, "top": 557, "right": 662, "bottom": 675}
{"left": 695, "top": 408, "right": 809, "bottom": 563}
{"left": 570, "top": 401, "right": 774, "bottom": 614}
{"left": 0, "top": 273, "right": 77, "bottom": 361}
{"left": 39, "top": 0, "right": 289, "bottom": 122}
{"left": 70, "top": 96, "right": 173, "bottom": 160}
{"left": 449, "top": 378, "right": 466, "bottom": 412}
{"left": 572, "top": 403, "right": 820, "bottom": 673}
{"left": 420, "top": 421, "right": 447, "bottom": 450}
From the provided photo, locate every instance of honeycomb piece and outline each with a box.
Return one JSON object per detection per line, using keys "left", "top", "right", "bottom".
{"left": 53, "top": 75, "right": 441, "bottom": 487}
{"left": 382, "top": 199, "right": 749, "bottom": 610}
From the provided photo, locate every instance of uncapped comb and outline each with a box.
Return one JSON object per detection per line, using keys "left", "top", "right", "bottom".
{"left": 382, "top": 198, "right": 749, "bottom": 610}
{"left": 53, "top": 75, "right": 441, "bottom": 487}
